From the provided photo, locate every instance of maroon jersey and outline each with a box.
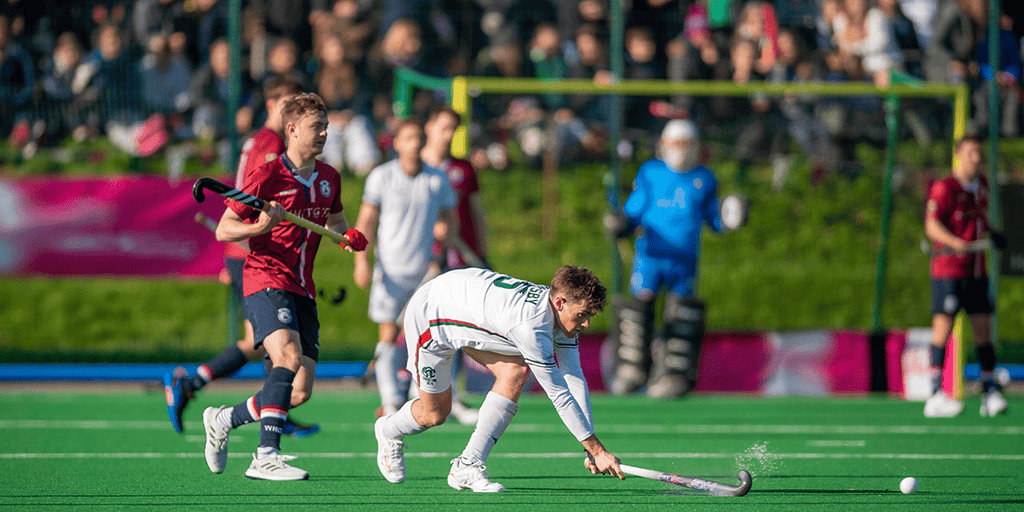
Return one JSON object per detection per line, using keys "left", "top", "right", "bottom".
{"left": 226, "top": 127, "right": 286, "bottom": 260}
{"left": 227, "top": 156, "right": 344, "bottom": 298}
{"left": 432, "top": 158, "right": 483, "bottom": 267}
{"left": 927, "top": 175, "right": 990, "bottom": 279}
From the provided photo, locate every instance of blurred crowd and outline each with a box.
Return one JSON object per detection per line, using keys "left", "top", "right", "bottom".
{"left": 1, "top": 0, "right": 1023, "bottom": 176}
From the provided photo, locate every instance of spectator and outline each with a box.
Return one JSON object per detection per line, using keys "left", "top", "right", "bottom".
{"left": 309, "top": 0, "right": 377, "bottom": 67}
{"left": 769, "top": 28, "right": 838, "bottom": 188}
{"left": 623, "top": 26, "right": 662, "bottom": 134}
{"left": 176, "top": 0, "right": 228, "bottom": 67}
{"left": 132, "top": 0, "right": 186, "bottom": 53}
{"left": 566, "top": 23, "right": 612, "bottom": 122}
{"left": 366, "top": 18, "right": 435, "bottom": 125}
{"left": 181, "top": 37, "right": 258, "bottom": 141}
{"left": 730, "top": 36, "right": 785, "bottom": 182}
{"left": 734, "top": 1, "right": 781, "bottom": 76}
{"left": 924, "top": 0, "right": 983, "bottom": 84}
{"left": 667, "top": 3, "right": 722, "bottom": 117}
{"left": 1, "top": 14, "right": 36, "bottom": 141}
{"left": 899, "top": 0, "right": 940, "bottom": 50}
{"left": 263, "top": 38, "right": 310, "bottom": 92}
{"left": 138, "top": 33, "right": 192, "bottom": 137}
{"left": 971, "top": 13, "right": 1022, "bottom": 138}
{"left": 78, "top": 23, "right": 144, "bottom": 137}
{"left": 315, "top": 31, "right": 381, "bottom": 176}
{"left": 833, "top": 0, "right": 904, "bottom": 87}
{"left": 528, "top": 22, "right": 568, "bottom": 110}
{"left": 469, "top": 40, "right": 535, "bottom": 170}
{"left": 627, "top": 0, "right": 684, "bottom": 64}
{"left": 879, "top": 0, "right": 922, "bottom": 70}
{"left": 248, "top": 0, "right": 325, "bottom": 53}
{"left": 37, "top": 32, "right": 93, "bottom": 142}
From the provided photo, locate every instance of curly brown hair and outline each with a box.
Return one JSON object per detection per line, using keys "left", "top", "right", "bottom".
{"left": 281, "top": 92, "right": 327, "bottom": 128}
{"left": 551, "top": 265, "right": 606, "bottom": 312}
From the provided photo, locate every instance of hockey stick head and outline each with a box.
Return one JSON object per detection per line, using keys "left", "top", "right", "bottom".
{"left": 192, "top": 177, "right": 217, "bottom": 203}
{"left": 725, "top": 470, "right": 753, "bottom": 497}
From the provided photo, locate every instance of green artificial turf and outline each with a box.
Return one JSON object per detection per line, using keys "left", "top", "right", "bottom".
{"left": 1, "top": 387, "right": 1021, "bottom": 511}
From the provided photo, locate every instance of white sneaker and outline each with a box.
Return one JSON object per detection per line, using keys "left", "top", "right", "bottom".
{"left": 448, "top": 457, "right": 505, "bottom": 492}
{"left": 374, "top": 416, "right": 405, "bottom": 483}
{"left": 980, "top": 389, "right": 1008, "bottom": 417}
{"left": 244, "top": 452, "right": 309, "bottom": 481}
{"left": 202, "top": 406, "right": 229, "bottom": 473}
{"left": 449, "top": 401, "right": 479, "bottom": 425}
{"left": 924, "top": 393, "right": 964, "bottom": 418}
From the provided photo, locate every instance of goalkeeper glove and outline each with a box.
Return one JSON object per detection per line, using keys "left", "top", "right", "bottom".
{"left": 603, "top": 211, "right": 634, "bottom": 239}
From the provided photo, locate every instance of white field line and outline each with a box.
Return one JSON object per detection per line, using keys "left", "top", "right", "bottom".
{"left": 806, "top": 440, "right": 867, "bottom": 447}
{"left": 1, "top": 420, "right": 1022, "bottom": 436}
{"left": 1, "top": 451, "right": 1023, "bottom": 461}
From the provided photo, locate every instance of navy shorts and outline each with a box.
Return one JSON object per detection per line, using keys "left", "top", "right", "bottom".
{"left": 930, "top": 277, "right": 994, "bottom": 316}
{"left": 225, "top": 257, "right": 244, "bottom": 302}
{"left": 244, "top": 288, "right": 320, "bottom": 361}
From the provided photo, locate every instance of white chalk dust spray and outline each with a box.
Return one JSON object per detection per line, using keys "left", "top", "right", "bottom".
{"left": 736, "top": 441, "right": 783, "bottom": 477}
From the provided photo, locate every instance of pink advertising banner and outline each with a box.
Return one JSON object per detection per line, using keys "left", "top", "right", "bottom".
{"left": 0, "top": 176, "right": 233, "bottom": 277}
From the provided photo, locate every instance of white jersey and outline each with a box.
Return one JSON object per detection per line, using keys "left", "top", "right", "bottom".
{"left": 362, "top": 159, "right": 456, "bottom": 279}
{"left": 415, "top": 268, "right": 595, "bottom": 442}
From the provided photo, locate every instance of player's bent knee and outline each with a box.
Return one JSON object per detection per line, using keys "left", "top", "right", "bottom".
{"left": 290, "top": 388, "right": 312, "bottom": 407}
{"left": 421, "top": 409, "right": 448, "bottom": 428}
{"left": 493, "top": 361, "right": 530, "bottom": 388}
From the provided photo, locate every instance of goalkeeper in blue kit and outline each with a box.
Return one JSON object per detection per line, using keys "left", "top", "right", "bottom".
{"left": 607, "top": 119, "right": 725, "bottom": 398}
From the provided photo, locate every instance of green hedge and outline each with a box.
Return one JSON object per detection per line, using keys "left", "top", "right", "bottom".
{"left": 2, "top": 138, "right": 1023, "bottom": 362}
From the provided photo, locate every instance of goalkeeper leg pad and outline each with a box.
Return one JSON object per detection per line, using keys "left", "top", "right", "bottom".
{"left": 648, "top": 294, "right": 705, "bottom": 398}
{"left": 609, "top": 295, "right": 656, "bottom": 395}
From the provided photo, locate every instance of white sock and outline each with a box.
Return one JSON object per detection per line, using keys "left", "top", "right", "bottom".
{"left": 374, "top": 342, "right": 403, "bottom": 410}
{"left": 381, "top": 398, "right": 426, "bottom": 439}
{"left": 256, "top": 446, "right": 277, "bottom": 459}
{"left": 215, "top": 407, "right": 233, "bottom": 431}
{"left": 460, "top": 391, "right": 517, "bottom": 464}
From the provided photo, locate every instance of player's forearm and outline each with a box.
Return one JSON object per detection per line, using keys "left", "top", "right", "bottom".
{"left": 925, "top": 217, "right": 967, "bottom": 248}
{"left": 581, "top": 435, "right": 610, "bottom": 457}
{"left": 537, "top": 370, "right": 595, "bottom": 441}
{"left": 326, "top": 216, "right": 349, "bottom": 235}
{"left": 216, "top": 216, "right": 265, "bottom": 242}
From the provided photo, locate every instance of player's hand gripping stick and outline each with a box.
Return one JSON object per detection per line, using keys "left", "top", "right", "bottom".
{"left": 193, "top": 177, "right": 367, "bottom": 250}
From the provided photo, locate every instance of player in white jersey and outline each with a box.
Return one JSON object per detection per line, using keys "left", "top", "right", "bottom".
{"left": 354, "top": 118, "right": 457, "bottom": 416}
{"left": 373, "top": 266, "right": 625, "bottom": 492}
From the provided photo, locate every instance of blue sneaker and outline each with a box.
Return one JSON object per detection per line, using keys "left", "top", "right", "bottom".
{"left": 164, "top": 366, "right": 191, "bottom": 434}
{"left": 282, "top": 418, "right": 321, "bottom": 438}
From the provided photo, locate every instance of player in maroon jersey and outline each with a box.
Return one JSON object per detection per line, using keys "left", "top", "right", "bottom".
{"left": 201, "top": 93, "right": 368, "bottom": 480}
{"left": 419, "top": 105, "right": 488, "bottom": 424}
{"left": 422, "top": 106, "right": 488, "bottom": 271}
{"left": 923, "top": 135, "right": 1007, "bottom": 418}
{"left": 164, "top": 78, "right": 320, "bottom": 438}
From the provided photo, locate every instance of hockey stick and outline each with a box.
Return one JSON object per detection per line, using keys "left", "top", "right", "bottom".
{"left": 447, "top": 235, "right": 488, "bottom": 269}
{"left": 920, "top": 238, "right": 992, "bottom": 257}
{"left": 194, "top": 211, "right": 250, "bottom": 252}
{"left": 620, "top": 464, "right": 752, "bottom": 497}
{"left": 192, "top": 177, "right": 350, "bottom": 247}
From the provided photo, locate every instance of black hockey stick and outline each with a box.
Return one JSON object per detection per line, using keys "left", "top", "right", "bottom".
{"left": 620, "top": 463, "right": 752, "bottom": 497}
{"left": 192, "top": 177, "right": 350, "bottom": 247}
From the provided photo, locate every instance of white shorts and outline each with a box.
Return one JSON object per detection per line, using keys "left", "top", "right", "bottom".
{"left": 367, "top": 266, "right": 422, "bottom": 324}
{"left": 403, "top": 282, "right": 520, "bottom": 394}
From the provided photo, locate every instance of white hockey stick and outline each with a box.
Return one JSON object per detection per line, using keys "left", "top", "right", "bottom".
{"left": 619, "top": 463, "right": 752, "bottom": 497}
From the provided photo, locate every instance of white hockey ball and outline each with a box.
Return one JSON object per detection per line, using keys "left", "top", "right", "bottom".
{"left": 900, "top": 477, "right": 918, "bottom": 494}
